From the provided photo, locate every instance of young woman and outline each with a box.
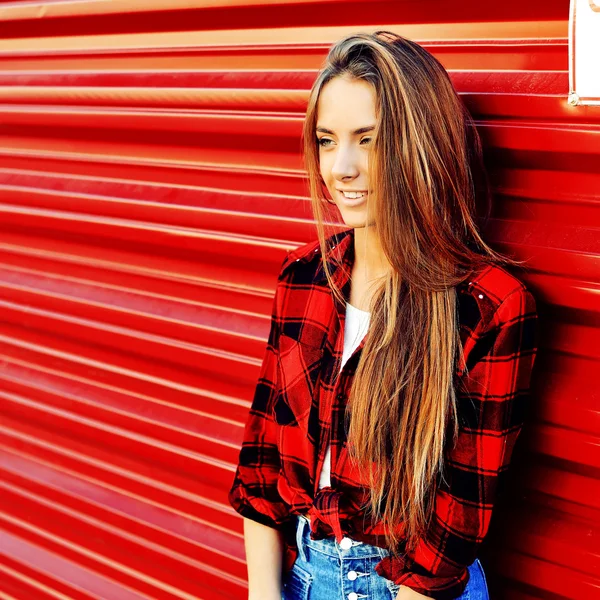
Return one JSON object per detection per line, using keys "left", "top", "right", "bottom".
{"left": 229, "top": 31, "right": 538, "bottom": 600}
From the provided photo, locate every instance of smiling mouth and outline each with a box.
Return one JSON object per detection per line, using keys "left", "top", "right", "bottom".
{"left": 336, "top": 190, "right": 368, "bottom": 206}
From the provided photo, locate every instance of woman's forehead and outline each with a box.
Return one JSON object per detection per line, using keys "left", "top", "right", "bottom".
{"left": 316, "top": 77, "right": 377, "bottom": 131}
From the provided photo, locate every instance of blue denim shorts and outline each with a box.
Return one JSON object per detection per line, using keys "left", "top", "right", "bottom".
{"left": 282, "top": 515, "right": 489, "bottom": 600}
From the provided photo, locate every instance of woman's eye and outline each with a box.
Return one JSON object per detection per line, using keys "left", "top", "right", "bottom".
{"left": 316, "top": 137, "right": 370, "bottom": 147}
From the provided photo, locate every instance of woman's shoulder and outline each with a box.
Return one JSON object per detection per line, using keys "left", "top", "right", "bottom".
{"left": 458, "top": 263, "right": 536, "bottom": 331}
{"left": 465, "top": 262, "right": 531, "bottom": 302}
{"left": 277, "top": 230, "right": 348, "bottom": 282}
{"left": 278, "top": 238, "right": 322, "bottom": 277}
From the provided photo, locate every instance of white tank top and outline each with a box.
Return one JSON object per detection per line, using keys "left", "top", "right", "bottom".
{"left": 318, "top": 302, "right": 370, "bottom": 489}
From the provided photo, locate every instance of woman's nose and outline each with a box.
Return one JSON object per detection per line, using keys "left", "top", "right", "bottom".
{"left": 331, "top": 145, "right": 360, "bottom": 180}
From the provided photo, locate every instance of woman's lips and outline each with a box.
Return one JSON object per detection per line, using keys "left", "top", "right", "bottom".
{"left": 336, "top": 190, "right": 368, "bottom": 207}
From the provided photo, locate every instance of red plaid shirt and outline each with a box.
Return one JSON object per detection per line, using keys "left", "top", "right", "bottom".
{"left": 229, "top": 227, "right": 538, "bottom": 599}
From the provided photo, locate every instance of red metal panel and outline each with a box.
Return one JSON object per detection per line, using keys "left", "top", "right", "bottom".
{"left": 0, "top": 1, "right": 597, "bottom": 599}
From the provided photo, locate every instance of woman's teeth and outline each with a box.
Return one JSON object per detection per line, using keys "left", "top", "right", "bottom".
{"left": 343, "top": 191, "right": 366, "bottom": 199}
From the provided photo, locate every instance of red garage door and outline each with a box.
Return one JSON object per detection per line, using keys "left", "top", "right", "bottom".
{"left": 0, "top": 1, "right": 597, "bottom": 599}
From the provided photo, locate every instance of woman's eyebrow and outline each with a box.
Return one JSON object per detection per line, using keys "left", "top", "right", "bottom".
{"left": 316, "top": 125, "right": 375, "bottom": 135}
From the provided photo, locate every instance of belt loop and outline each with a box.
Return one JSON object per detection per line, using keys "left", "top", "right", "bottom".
{"left": 295, "top": 515, "right": 308, "bottom": 562}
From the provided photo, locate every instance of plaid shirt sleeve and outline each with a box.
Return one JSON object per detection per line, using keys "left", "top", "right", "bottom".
{"left": 375, "top": 285, "right": 538, "bottom": 599}
{"left": 227, "top": 255, "right": 292, "bottom": 529}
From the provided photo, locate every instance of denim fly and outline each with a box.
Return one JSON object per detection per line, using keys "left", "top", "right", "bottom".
{"left": 281, "top": 515, "right": 490, "bottom": 600}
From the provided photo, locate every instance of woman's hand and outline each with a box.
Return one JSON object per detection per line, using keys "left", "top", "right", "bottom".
{"left": 395, "top": 585, "right": 430, "bottom": 600}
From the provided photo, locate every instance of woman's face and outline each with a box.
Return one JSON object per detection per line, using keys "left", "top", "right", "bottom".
{"left": 316, "top": 76, "right": 376, "bottom": 229}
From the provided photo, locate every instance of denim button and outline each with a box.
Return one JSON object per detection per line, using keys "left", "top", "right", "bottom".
{"left": 348, "top": 593, "right": 358, "bottom": 600}
{"left": 339, "top": 537, "right": 353, "bottom": 550}
{"left": 347, "top": 570, "right": 357, "bottom": 580}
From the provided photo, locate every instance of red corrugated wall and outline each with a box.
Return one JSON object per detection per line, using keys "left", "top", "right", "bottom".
{"left": 0, "top": 1, "right": 597, "bottom": 599}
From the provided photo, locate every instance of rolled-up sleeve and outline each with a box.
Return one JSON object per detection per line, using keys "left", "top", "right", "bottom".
{"left": 228, "top": 256, "right": 292, "bottom": 529}
{"left": 375, "top": 286, "right": 538, "bottom": 599}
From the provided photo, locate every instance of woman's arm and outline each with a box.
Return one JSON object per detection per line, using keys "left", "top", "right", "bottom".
{"left": 396, "top": 587, "right": 428, "bottom": 600}
{"left": 229, "top": 253, "right": 296, "bottom": 598}
{"left": 375, "top": 283, "right": 538, "bottom": 598}
{"left": 244, "top": 518, "right": 284, "bottom": 600}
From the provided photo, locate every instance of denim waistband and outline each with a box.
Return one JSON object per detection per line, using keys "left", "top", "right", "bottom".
{"left": 295, "top": 514, "right": 390, "bottom": 561}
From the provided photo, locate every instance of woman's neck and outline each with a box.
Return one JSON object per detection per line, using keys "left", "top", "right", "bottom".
{"left": 353, "top": 225, "right": 391, "bottom": 282}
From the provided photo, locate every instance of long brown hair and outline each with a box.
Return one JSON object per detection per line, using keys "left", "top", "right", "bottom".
{"left": 302, "top": 31, "right": 517, "bottom": 555}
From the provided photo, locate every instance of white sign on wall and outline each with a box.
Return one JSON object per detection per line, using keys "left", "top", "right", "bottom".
{"left": 569, "top": 0, "right": 600, "bottom": 106}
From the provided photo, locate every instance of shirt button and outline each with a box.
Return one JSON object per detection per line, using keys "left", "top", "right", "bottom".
{"left": 347, "top": 570, "right": 358, "bottom": 581}
{"left": 339, "top": 537, "right": 353, "bottom": 550}
{"left": 348, "top": 593, "right": 358, "bottom": 600}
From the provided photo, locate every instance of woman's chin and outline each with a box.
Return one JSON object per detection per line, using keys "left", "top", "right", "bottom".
{"left": 336, "top": 208, "right": 370, "bottom": 229}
